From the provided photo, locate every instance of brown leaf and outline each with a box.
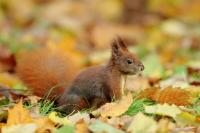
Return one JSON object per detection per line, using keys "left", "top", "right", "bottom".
{"left": 137, "top": 87, "right": 192, "bottom": 106}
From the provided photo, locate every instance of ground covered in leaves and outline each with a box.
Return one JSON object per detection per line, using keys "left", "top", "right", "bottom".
{"left": 0, "top": 0, "right": 200, "bottom": 133}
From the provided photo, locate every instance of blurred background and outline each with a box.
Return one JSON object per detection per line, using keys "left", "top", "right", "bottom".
{"left": 0, "top": 0, "right": 199, "bottom": 90}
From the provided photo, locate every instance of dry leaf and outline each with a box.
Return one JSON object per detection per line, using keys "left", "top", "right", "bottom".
{"left": 75, "top": 120, "right": 89, "bottom": 133}
{"left": 92, "top": 93, "right": 133, "bottom": 117}
{"left": 1, "top": 124, "right": 37, "bottom": 133}
{"left": 6, "top": 101, "right": 33, "bottom": 126}
{"left": 68, "top": 112, "right": 90, "bottom": 124}
{"left": 49, "top": 112, "right": 71, "bottom": 125}
{"left": 34, "top": 117, "right": 56, "bottom": 133}
{"left": 145, "top": 104, "right": 182, "bottom": 118}
{"left": 127, "top": 113, "right": 157, "bottom": 133}
{"left": 138, "top": 87, "right": 192, "bottom": 106}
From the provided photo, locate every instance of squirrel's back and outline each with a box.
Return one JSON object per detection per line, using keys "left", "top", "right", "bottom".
{"left": 16, "top": 48, "right": 78, "bottom": 97}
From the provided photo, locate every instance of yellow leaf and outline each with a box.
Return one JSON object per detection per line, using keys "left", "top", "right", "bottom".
{"left": 145, "top": 104, "right": 182, "bottom": 118}
{"left": 4, "top": 102, "right": 55, "bottom": 133}
{"left": 49, "top": 112, "right": 71, "bottom": 125}
{"left": 92, "top": 93, "right": 133, "bottom": 117}
{"left": 34, "top": 117, "right": 55, "bottom": 133}
{"left": 75, "top": 120, "right": 89, "bottom": 133}
{"left": 6, "top": 101, "right": 33, "bottom": 126}
{"left": 128, "top": 113, "right": 157, "bottom": 133}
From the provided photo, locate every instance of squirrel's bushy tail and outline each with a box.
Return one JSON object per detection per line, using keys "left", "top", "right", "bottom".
{"left": 16, "top": 48, "right": 78, "bottom": 98}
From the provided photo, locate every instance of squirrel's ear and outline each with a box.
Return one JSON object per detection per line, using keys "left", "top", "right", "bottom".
{"left": 116, "top": 37, "right": 128, "bottom": 51}
{"left": 111, "top": 39, "right": 120, "bottom": 57}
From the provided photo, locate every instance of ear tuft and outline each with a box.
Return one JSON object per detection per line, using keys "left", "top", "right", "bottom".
{"left": 116, "top": 36, "right": 128, "bottom": 51}
{"left": 111, "top": 38, "right": 120, "bottom": 58}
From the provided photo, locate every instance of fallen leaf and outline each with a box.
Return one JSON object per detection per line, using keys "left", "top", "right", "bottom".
{"left": 75, "top": 120, "right": 89, "bottom": 133}
{"left": 127, "top": 113, "right": 157, "bottom": 133}
{"left": 124, "top": 98, "right": 155, "bottom": 116}
{"left": 92, "top": 93, "right": 133, "bottom": 117}
{"left": 157, "top": 119, "right": 176, "bottom": 133}
{"left": 175, "top": 112, "right": 200, "bottom": 127}
{"left": 54, "top": 125, "right": 75, "bottom": 133}
{"left": 1, "top": 123, "right": 37, "bottom": 133}
{"left": 68, "top": 112, "right": 90, "bottom": 124}
{"left": 34, "top": 117, "right": 55, "bottom": 133}
{"left": 138, "top": 87, "right": 192, "bottom": 106}
{"left": 145, "top": 103, "right": 182, "bottom": 118}
{"left": 48, "top": 112, "right": 71, "bottom": 125}
{"left": 89, "top": 120, "right": 125, "bottom": 133}
{"left": 6, "top": 101, "right": 33, "bottom": 126}
{"left": 159, "top": 76, "right": 189, "bottom": 88}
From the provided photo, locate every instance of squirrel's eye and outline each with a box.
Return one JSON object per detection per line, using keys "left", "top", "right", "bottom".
{"left": 127, "top": 59, "right": 133, "bottom": 64}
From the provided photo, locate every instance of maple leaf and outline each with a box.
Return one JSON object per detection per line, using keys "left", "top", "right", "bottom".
{"left": 3, "top": 101, "right": 55, "bottom": 133}
{"left": 92, "top": 93, "right": 133, "bottom": 117}
{"left": 6, "top": 101, "right": 33, "bottom": 126}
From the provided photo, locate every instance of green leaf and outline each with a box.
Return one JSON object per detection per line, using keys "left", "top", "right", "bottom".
{"left": 54, "top": 125, "right": 75, "bottom": 133}
{"left": 188, "top": 95, "right": 200, "bottom": 116}
{"left": 173, "top": 66, "right": 187, "bottom": 76}
{"left": 89, "top": 120, "right": 125, "bottom": 133}
{"left": 124, "top": 98, "right": 155, "bottom": 116}
{"left": 0, "top": 98, "right": 10, "bottom": 107}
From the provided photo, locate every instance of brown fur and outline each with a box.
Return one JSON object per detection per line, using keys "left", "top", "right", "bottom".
{"left": 16, "top": 48, "right": 78, "bottom": 98}
{"left": 58, "top": 37, "right": 144, "bottom": 113}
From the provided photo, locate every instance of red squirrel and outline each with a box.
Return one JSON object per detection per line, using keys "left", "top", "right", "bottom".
{"left": 16, "top": 37, "right": 144, "bottom": 113}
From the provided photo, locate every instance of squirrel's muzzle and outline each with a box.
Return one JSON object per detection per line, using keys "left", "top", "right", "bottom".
{"left": 138, "top": 63, "right": 144, "bottom": 71}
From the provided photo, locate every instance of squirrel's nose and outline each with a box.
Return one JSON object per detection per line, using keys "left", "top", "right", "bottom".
{"left": 138, "top": 64, "right": 144, "bottom": 71}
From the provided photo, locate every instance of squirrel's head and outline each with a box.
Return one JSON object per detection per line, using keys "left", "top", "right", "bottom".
{"left": 111, "top": 37, "right": 144, "bottom": 75}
